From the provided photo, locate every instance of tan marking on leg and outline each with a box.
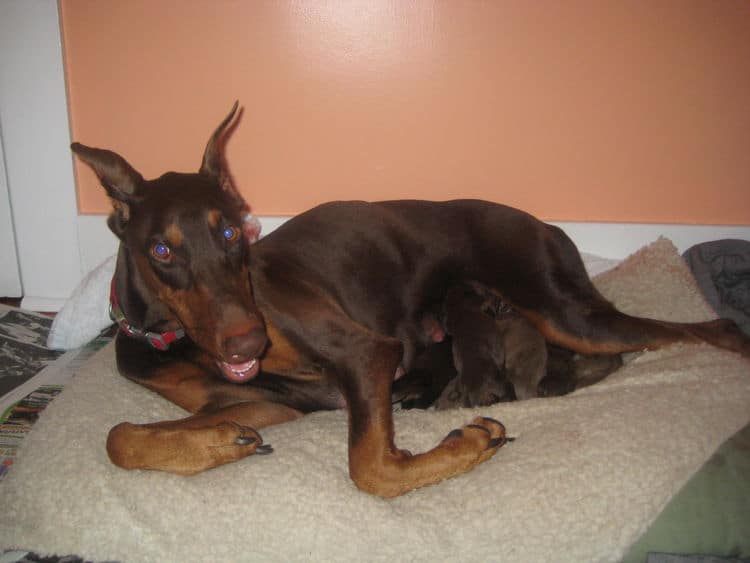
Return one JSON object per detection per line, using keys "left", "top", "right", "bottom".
{"left": 349, "top": 416, "right": 507, "bottom": 498}
{"left": 520, "top": 310, "right": 687, "bottom": 355}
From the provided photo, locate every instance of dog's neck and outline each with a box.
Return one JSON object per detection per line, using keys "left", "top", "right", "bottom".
{"left": 111, "top": 246, "right": 184, "bottom": 347}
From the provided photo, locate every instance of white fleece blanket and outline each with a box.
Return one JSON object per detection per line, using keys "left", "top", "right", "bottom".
{"left": 1, "top": 238, "right": 749, "bottom": 562}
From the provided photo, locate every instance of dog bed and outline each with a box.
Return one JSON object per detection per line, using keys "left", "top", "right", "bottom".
{"left": 1, "top": 237, "right": 749, "bottom": 562}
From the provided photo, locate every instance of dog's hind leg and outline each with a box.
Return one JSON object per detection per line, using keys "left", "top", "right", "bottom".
{"left": 524, "top": 305, "right": 750, "bottom": 358}
{"left": 475, "top": 222, "right": 750, "bottom": 359}
{"left": 512, "top": 242, "right": 750, "bottom": 358}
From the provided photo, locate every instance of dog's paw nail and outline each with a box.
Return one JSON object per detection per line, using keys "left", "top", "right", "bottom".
{"left": 445, "top": 429, "right": 463, "bottom": 440}
{"left": 255, "top": 444, "right": 274, "bottom": 455}
{"left": 482, "top": 416, "right": 505, "bottom": 429}
{"left": 235, "top": 436, "right": 257, "bottom": 446}
{"left": 487, "top": 437, "right": 512, "bottom": 449}
{"left": 466, "top": 424, "right": 492, "bottom": 436}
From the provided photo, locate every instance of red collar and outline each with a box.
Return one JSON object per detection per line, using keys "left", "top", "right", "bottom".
{"left": 109, "top": 278, "right": 185, "bottom": 351}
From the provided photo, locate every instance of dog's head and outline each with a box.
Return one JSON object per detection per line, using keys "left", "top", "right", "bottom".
{"left": 72, "top": 103, "right": 267, "bottom": 382}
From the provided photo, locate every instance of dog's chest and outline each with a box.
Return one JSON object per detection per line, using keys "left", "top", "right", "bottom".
{"left": 261, "top": 319, "right": 323, "bottom": 380}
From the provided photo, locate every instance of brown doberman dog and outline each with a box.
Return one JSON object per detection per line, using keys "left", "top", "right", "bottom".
{"left": 71, "top": 104, "right": 750, "bottom": 498}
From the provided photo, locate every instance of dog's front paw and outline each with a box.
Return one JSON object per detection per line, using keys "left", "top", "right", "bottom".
{"left": 442, "top": 416, "right": 508, "bottom": 448}
{"left": 175, "top": 422, "right": 273, "bottom": 474}
{"left": 439, "top": 416, "right": 512, "bottom": 468}
{"left": 106, "top": 421, "right": 271, "bottom": 475}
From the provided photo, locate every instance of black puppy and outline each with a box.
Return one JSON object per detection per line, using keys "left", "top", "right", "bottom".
{"left": 394, "top": 283, "right": 622, "bottom": 409}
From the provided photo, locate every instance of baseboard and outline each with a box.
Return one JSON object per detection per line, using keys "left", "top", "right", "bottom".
{"left": 547, "top": 221, "right": 750, "bottom": 259}
{"left": 20, "top": 296, "right": 68, "bottom": 313}
{"left": 25, "top": 212, "right": 745, "bottom": 313}
{"left": 78, "top": 213, "right": 750, "bottom": 265}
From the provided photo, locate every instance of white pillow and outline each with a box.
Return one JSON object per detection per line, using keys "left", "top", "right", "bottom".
{"left": 46, "top": 255, "right": 116, "bottom": 350}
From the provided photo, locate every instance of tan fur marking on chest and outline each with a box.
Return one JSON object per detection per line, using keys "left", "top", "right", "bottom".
{"left": 262, "top": 319, "right": 321, "bottom": 380}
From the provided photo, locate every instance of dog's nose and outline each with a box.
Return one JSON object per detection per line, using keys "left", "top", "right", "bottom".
{"left": 222, "top": 327, "right": 268, "bottom": 362}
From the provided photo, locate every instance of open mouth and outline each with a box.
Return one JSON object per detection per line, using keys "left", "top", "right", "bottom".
{"left": 218, "top": 358, "right": 260, "bottom": 383}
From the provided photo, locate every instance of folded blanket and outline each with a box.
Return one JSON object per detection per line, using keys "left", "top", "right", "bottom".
{"left": 684, "top": 239, "right": 750, "bottom": 336}
{"left": 1, "top": 237, "right": 749, "bottom": 562}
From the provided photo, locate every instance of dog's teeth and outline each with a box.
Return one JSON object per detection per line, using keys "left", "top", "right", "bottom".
{"left": 231, "top": 359, "right": 256, "bottom": 375}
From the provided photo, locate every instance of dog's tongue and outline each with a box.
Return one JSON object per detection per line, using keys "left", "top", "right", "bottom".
{"left": 218, "top": 358, "right": 260, "bottom": 383}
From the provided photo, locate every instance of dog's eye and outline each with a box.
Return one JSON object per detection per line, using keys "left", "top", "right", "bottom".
{"left": 222, "top": 226, "right": 241, "bottom": 243}
{"left": 150, "top": 242, "right": 173, "bottom": 262}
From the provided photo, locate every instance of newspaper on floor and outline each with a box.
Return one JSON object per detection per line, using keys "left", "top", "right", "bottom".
{"left": 0, "top": 305, "right": 66, "bottom": 407}
{"left": 0, "top": 304, "right": 111, "bottom": 480}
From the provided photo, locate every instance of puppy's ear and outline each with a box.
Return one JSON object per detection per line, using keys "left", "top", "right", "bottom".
{"left": 71, "top": 142, "right": 144, "bottom": 238}
{"left": 199, "top": 102, "right": 246, "bottom": 208}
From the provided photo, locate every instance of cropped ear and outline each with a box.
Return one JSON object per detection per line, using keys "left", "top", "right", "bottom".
{"left": 71, "top": 142, "right": 145, "bottom": 238}
{"left": 199, "top": 102, "right": 247, "bottom": 208}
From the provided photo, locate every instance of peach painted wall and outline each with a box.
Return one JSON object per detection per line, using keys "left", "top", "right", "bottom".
{"left": 61, "top": 0, "right": 750, "bottom": 224}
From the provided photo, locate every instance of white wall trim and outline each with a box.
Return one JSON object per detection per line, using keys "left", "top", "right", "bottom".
{"left": 1, "top": 1, "right": 81, "bottom": 310}
{"left": 21, "top": 214, "right": 750, "bottom": 311}
{"left": 547, "top": 221, "right": 750, "bottom": 260}
{"left": 0, "top": 122, "right": 22, "bottom": 297}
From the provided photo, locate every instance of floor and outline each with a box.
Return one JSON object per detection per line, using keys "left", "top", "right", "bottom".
{"left": 0, "top": 297, "right": 55, "bottom": 317}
